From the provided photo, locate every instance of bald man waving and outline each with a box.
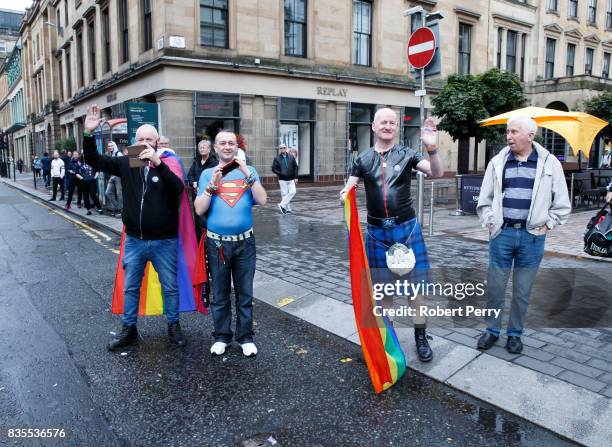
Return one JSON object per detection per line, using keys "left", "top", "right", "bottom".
{"left": 340, "top": 108, "right": 444, "bottom": 362}
{"left": 82, "top": 104, "right": 188, "bottom": 351}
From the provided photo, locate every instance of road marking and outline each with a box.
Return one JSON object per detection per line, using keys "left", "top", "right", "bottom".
{"left": 20, "top": 193, "right": 112, "bottom": 241}
{"left": 19, "top": 193, "right": 119, "bottom": 254}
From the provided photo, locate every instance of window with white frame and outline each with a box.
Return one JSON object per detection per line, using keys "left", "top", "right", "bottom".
{"left": 458, "top": 23, "right": 471, "bottom": 74}
{"left": 506, "top": 30, "right": 518, "bottom": 73}
{"left": 588, "top": 0, "right": 597, "bottom": 24}
{"left": 603, "top": 52, "right": 610, "bottom": 77}
{"left": 566, "top": 43, "right": 576, "bottom": 76}
{"left": 497, "top": 28, "right": 503, "bottom": 68}
{"left": 569, "top": 0, "right": 579, "bottom": 18}
{"left": 200, "top": 0, "right": 228, "bottom": 48}
{"left": 520, "top": 34, "right": 527, "bottom": 80}
{"left": 285, "top": 0, "right": 307, "bottom": 57}
{"left": 545, "top": 38, "right": 556, "bottom": 78}
{"left": 353, "top": 0, "right": 372, "bottom": 66}
{"left": 585, "top": 47, "right": 594, "bottom": 75}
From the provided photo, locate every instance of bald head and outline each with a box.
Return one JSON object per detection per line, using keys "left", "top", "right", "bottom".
{"left": 135, "top": 124, "right": 159, "bottom": 148}
{"left": 372, "top": 108, "right": 399, "bottom": 145}
{"left": 373, "top": 108, "right": 398, "bottom": 124}
{"left": 214, "top": 131, "right": 238, "bottom": 163}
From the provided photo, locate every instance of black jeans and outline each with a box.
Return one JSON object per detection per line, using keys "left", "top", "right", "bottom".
{"left": 43, "top": 170, "right": 51, "bottom": 187}
{"left": 82, "top": 180, "right": 101, "bottom": 210}
{"left": 66, "top": 176, "right": 82, "bottom": 206}
{"left": 205, "top": 236, "right": 256, "bottom": 343}
{"left": 51, "top": 177, "right": 64, "bottom": 200}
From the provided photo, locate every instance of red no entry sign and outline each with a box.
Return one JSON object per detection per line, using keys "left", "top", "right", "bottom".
{"left": 407, "top": 27, "right": 436, "bottom": 69}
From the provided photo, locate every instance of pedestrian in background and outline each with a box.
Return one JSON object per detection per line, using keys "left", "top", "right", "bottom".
{"left": 78, "top": 159, "right": 102, "bottom": 215}
{"left": 104, "top": 141, "right": 123, "bottom": 217}
{"left": 271, "top": 143, "right": 299, "bottom": 214}
{"left": 61, "top": 151, "right": 72, "bottom": 194}
{"left": 65, "top": 151, "right": 82, "bottom": 210}
{"left": 188, "top": 138, "right": 218, "bottom": 239}
{"left": 49, "top": 150, "right": 65, "bottom": 201}
{"left": 17, "top": 159, "right": 23, "bottom": 173}
{"left": 41, "top": 152, "right": 52, "bottom": 188}
{"left": 288, "top": 148, "right": 299, "bottom": 165}
{"left": 33, "top": 156, "right": 42, "bottom": 178}
{"left": 159, "top": 136, "right": 171, "bottom": 150}
{"left": 476, "top": 116, "right": 570, "bottom": 354}
{"left": 600, "top": 140, "right": 611, "bottom": 168}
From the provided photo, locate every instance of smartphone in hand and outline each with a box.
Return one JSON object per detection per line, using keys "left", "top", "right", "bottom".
{"left": 127, "top": 144, "right": 148, "bottom": 168}
{"left": 220, "top": 159, "right": 240, "bottom": 177}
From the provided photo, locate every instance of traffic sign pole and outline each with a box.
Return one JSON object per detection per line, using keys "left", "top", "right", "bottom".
{"left": 407, "top": 26, "right": 436, "bottom": 226}
{"left": 417, "top": 67, "right": 425, "bottom": 225}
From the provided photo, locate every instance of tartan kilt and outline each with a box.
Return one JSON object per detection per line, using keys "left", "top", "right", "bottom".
{"left": 365, "top": 218, "right": 432, "bottom": 289}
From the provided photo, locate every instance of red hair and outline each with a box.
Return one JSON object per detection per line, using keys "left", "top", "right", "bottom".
{"left": 236, "top": 134, "right": 247, "bottom": 150}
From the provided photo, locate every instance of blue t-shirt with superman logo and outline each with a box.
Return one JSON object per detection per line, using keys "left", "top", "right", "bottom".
{"left": 198, "top": 167, "right": 260, "bottom": 235}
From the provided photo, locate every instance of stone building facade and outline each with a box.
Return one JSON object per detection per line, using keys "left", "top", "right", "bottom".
{"left": 14, "top": 0, "right": 612, "bottom": 182}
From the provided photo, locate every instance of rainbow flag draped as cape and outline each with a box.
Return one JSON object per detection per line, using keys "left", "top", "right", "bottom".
{"left": 344, "top": 187, "right": 406, "bottom": 393}
{"left": 111, "top": 151, "right": 207, "bottom": 316}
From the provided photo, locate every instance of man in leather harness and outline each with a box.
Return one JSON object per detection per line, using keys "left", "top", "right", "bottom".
{"left": 340, "top": 108, "right": 444, "bottom": 362}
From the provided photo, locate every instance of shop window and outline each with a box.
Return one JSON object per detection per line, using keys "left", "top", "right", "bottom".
{"left": 194, "top": 92, "right": 240, "bottom": 153}
{"left": 280, "top": 98, "right": 315, "bottom": 177}
{"left": 349, "top": 103, "right": 375, "bottom": 154}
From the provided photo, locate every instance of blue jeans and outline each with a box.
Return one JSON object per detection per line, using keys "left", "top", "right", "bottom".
{"left": 122, "top": 235, "right": 180, "bottom": 326}
{"left": 205, "top": 236, "right": 256, "bottom": 343}
{"left": 485, "top": 227, "right": 546, "bottom": 337}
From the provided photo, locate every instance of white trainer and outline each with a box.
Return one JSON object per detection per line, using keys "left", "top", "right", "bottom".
{"left": 210, "top": 341, "right": 228, "bottom": 356}
{"left": 241, "top": 342, "right": 258, "bottom": 357}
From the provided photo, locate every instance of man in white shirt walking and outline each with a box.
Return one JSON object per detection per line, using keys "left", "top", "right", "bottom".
{"left": 50, "top": 150, "right": 65, "bottom": 201}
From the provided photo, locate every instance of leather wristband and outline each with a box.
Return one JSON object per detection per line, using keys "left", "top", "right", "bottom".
{"left": 426, "top": 149, "right": 438, "bottom": 156}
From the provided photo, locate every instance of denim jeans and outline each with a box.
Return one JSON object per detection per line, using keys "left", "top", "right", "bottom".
{"left": 122, "top": 235, "right": 180, "bottom": 326}
{"left": 485, "top": 227, "right": 546, "bottom": 337}
{"left": 205, "top": 236, "right": 256, "bottom": 343}
{"left": 105, "top": 176, "right": 122, "bottom": 212}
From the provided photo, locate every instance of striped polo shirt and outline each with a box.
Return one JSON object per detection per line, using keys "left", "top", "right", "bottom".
{"left": 502, "top": 148, "right": 538, "bottom": 225}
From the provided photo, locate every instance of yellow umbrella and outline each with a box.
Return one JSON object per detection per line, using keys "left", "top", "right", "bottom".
{"left": 479, "top": 106, "right": 608, "bottom": 158}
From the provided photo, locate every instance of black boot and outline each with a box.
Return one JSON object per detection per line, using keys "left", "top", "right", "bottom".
{"left": 168, "top": 322, "right": 186, "bottom": 347}
{"left": 415, "top": 328, "right": 433, "bottom": 362}
{"left": 107, "top": 324, "right": 138, "bottom": 351}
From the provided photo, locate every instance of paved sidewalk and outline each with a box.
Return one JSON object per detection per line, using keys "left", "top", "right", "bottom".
{"left": 4, "top": 174, "right": 611, "bottom": 447}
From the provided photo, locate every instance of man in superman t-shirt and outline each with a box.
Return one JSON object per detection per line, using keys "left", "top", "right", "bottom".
{"left": 195, "top": 131, "right": 267, "bottom": 358}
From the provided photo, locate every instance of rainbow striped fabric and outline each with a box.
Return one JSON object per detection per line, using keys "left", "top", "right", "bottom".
{"left": 111, "top": 151, "right": 207, "bottom": 316}
{"left": 344, "top": 187, "right": 406, "bottom": 393}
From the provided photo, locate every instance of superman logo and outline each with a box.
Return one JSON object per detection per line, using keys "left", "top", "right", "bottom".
{"left": 217, "top": 179, "right": 248, "bottom": 207}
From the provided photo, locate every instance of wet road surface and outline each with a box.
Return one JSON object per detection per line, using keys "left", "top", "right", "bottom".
{"left": 0, "top": 184, "right": 576, "bottom": 446}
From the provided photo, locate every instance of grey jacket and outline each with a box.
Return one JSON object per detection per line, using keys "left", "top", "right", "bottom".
{"left": 477, "top": 142, "right": 571, "bottom": 239}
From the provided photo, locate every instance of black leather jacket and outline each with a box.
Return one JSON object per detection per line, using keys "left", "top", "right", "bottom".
{"left": 350, "top": 145, "right": 424, "bottom": 219}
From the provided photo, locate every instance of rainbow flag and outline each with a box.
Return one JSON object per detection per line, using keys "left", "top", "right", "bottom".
{"left": 344, "top": 187, "right": 406, "bottom": 393}
{"left": 111, "top": 151, "right": 207, "bottom": 316}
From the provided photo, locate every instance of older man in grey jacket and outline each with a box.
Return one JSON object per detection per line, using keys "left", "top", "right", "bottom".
{"left": 476, "top": 116, "right": 571, "bottom": 354}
